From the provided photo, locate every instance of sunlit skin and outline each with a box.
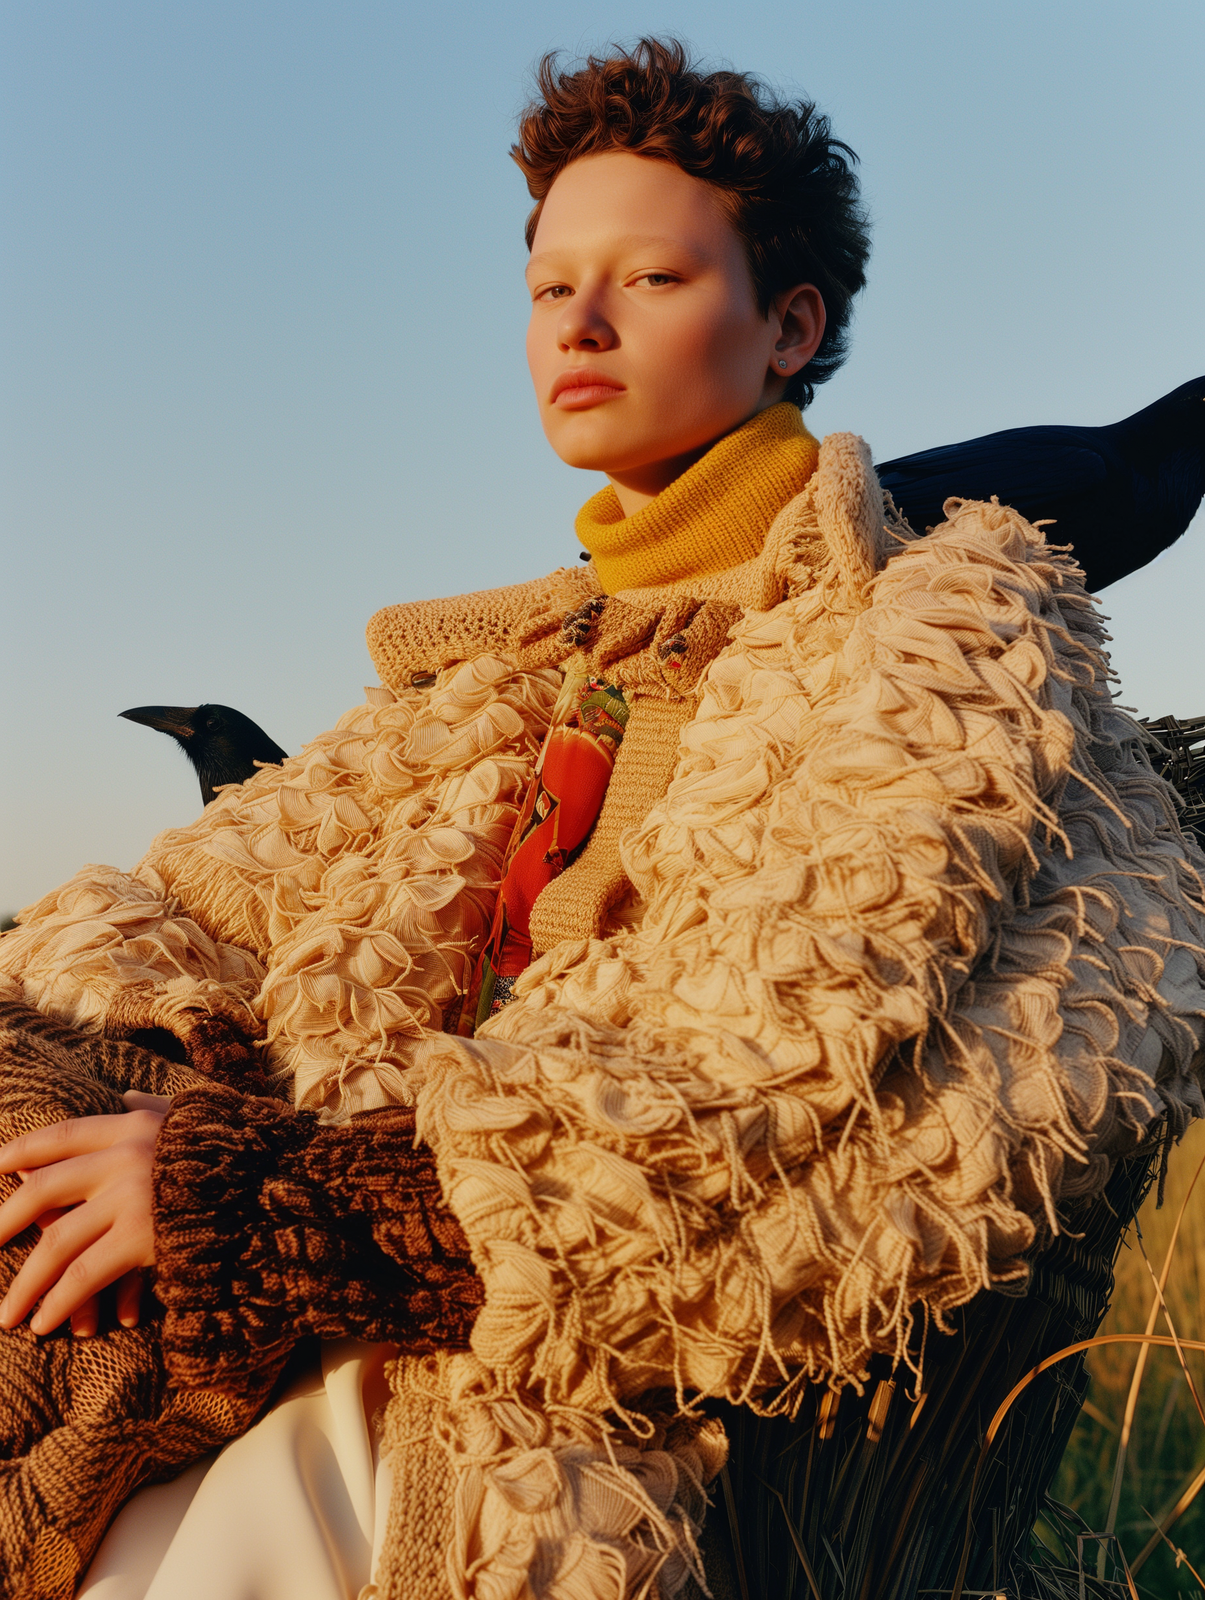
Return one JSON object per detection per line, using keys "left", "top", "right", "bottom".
{"left": 526, "top": 149, "right": 825, "bottom": 514}
{"left": 0, "top": 150, "right": 828, "bottom": 1340}
{"left": 0, "top": 1091, "right": 169, "bottom": 1336}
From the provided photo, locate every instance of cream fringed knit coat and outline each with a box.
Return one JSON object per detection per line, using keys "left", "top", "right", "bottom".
{"left": 5, "top": 433, "right": 1205, "bottom": 1599}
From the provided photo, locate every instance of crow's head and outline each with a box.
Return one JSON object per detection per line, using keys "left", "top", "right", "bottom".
{"left": 119, "top": 703, "right": 288, "bottom": 805}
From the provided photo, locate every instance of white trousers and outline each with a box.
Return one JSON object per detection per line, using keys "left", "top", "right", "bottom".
{"left": 78, "top": 1340, "right": 394, "bottom": 1600}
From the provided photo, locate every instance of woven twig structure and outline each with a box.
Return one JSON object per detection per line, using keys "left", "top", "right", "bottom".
{"left": 705, "top": 1149, "right": 1156, "bottom": 1600}
{"left": 1141, "top": 715, "right": 1205, "bottom": 847}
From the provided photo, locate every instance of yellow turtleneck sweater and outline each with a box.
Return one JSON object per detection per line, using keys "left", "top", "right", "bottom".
{"left": 575, "top": 402, "right": 820, "bottom": 594}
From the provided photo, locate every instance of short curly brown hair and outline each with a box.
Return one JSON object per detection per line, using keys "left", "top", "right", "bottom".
{"left": 512, "top": 38, "right": 870, "bottom": 408}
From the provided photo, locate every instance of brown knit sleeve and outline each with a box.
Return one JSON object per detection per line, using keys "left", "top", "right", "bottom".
{"left": 151, "top": 1082, "right": 483, "bottom": 1400}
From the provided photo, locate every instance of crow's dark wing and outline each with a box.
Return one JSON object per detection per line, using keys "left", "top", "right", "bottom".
{"left": 876, "top": 381, "right": 1204, "bottom": 589}
{"left": 875, "top": 427, "right": 1111, "bottom": 536}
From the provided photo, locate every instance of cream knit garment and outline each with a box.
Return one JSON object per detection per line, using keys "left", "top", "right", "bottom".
{"left": 3, "top": 435, "right": 1205, "bottom": 1600}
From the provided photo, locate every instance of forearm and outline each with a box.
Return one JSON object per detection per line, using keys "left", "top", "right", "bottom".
{"left": 152, "top": 1083, "right": 483, "bottom": 1398}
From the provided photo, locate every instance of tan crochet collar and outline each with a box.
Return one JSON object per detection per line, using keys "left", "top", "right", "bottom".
{"left": 364, "top": 429, "right": 882, "bottom": 695}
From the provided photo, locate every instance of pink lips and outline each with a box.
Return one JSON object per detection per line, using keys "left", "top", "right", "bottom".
{"left": 551, "top": 369, "right": 626, "bottom": 409}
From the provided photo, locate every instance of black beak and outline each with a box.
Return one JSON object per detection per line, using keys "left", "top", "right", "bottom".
{"left": 119, "top": 705, "right": 198, "bottom": 739}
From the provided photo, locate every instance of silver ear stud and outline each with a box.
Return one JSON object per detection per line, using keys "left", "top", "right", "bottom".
{"left": 778, "top": 360, "right": 788, "bottom": 369}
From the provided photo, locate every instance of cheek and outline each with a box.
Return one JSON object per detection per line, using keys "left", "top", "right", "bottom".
{"left": 654, "top": 305, "right": 766, "bottom": 396}
{"left": 525, "top": 316, "right": 543, "bottom": 382}
{"left": 526, "top": 314, "right": 563, "bottom": 407}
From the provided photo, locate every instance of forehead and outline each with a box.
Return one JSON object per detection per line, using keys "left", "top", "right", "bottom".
{"left": 527, "top": 151, "right": 740, "bottom": 266}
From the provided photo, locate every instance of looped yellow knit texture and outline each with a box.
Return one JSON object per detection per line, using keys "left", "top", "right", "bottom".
{"left": 575, "top": 402, "right": 820, "bottom": 593}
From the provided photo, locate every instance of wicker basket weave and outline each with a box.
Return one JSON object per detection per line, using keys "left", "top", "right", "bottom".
{"left": 704, "top": 1150, "right": 1157, "bottom": 1600}
{"left": 1140, "top": 715, "right": 1205, "bottom": 848}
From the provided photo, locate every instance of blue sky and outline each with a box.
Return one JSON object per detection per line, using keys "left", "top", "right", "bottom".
{"left": 3, "top": 0, "right": 1203, "bottom": 913}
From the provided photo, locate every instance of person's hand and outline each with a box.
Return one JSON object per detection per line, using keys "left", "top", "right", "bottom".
{"left": 0, "top": 1090, "right": 171, "bottom": 1336}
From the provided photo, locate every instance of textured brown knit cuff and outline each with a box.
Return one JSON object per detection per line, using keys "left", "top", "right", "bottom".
{"left": 152, "top": 1082, "right": 483, "bottom": 1400}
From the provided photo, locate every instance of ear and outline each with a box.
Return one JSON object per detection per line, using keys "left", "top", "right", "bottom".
{"left": 770, "top": 283, "right": 826, "bottom": 379}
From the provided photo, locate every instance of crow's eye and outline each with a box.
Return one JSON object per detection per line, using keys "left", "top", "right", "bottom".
{"left": 205, "top": 716, "right": 217, "bottom": 729}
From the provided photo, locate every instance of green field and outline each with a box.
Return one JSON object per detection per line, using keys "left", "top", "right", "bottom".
{"left": 1044, "top": 1119, "right": 1205, "bottom": 1596}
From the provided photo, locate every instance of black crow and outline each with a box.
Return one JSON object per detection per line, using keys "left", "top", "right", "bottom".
{"left": 120, "top": 704, "right": 288, "bottom": 805}
{"left": 875, "top": 375, "right": 1205, "bottom": 590}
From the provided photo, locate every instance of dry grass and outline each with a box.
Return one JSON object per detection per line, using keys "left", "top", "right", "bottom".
{"left": 1045, "top": 1119, "right": 1205, "bottom": 1597}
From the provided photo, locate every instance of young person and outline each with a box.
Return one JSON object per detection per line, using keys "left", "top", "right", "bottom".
{"left": 1, "top": 38, "right": 1203, "bottom": 1600}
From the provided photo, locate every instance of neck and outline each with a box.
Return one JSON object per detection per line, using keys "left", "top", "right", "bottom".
{"left": 576, "top": 402, "right": 819, "bottom": 592}
{"left": 605, "top": 397, "right": 797, "bottom": 516}
{"left": 606, "top": 439, "right": 724, "bottom": 517}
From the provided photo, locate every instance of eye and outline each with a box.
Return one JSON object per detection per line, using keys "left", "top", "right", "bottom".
{"left": 631, "top": 272, "right": 676, "bottom": 288}
{"left": 536, "top": 283, "right": 573, "bottom": 302}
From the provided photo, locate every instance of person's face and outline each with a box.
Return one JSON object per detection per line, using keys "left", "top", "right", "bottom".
{"left": 525, "top": 150, "right": 825, "bottom": 512}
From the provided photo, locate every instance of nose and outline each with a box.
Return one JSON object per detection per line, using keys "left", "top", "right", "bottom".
{"left": 558, "top": 290, "right": 616, "bottom": 353}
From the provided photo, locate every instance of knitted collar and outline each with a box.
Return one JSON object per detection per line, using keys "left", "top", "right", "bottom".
{"left": 574, "top": 402, "right": 820, "bottom": 594}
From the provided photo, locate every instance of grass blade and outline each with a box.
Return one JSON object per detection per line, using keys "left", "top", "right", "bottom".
{"left": 1130, "top": 1461, "right": 1205, "bottom": 1576}
{"left": 1137, "top": 1507, "right": 1205, "bottom": 1587}
{"left": 720, "top": 1465, "right": 751, "bottom": 1600}
{"left": 761, "top": 1477, "right": 824, "bottom": 1600}
{"left": 950, "top": 1333, "right": 1205, "bottom": 1600}
{"left": 1101, "top": 1139, "right": 1205, "bottom": 1563}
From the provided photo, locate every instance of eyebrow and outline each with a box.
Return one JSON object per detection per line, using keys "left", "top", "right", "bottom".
{"left": 525, "top": 235, "right": 709, "bottom": 275}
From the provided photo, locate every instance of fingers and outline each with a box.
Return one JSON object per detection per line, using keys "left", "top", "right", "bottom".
{"left": 122, "top": 1091, "right": 173, "bottom": 1113}
{"left": 71, "top": 1293, "right": 101, "bottom": 1339}
{"left": 30, "top": 1232, "right": 145, "bottom": 1335}
{"left": 0, "top": 1167, "right": 157, "bottom": 1332}
{"left": 0, "top": 1108, "right": 163, "bottom": 1336}
{"left": 8, "top": 1202, "right": 152, "bottom": 1335}
{"left": 115, "top": 1268, "right": 143, "bottom": 1329}
{"left": 0, "top": 1109, "right": 166, "bottom": 1249}
{"left": 0, "top": 1148, "right": 113, "bottom": 1247}
{"left": 0, "top": 1113, "right": 135, "bottom": 1176}
{"left": 66, "top": 1274, "right": 143, "bottom": 1337}
{"left": 1, "top": 1199, "right": 110, "bottom": 1330}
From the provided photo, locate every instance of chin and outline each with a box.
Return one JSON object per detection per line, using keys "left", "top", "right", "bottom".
{"left": 541, "top": 416, "right": 634, "bottom": 474}
{"left": 545, "top": 413, "right": 702, "bottom": 477}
